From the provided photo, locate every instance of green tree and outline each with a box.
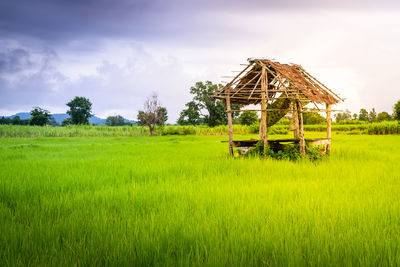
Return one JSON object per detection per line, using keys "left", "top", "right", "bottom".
{"left": 0, "top": 116, "right": 11, "bottom": 125}
{"left": 239, "top": 111, "right": 258, "bottom": 126}
{"left": 11, "top": 116, "right": 21, "bottom": 125}
{"left": 303, "top": 110, "right": 326, "bottom": 124}
{"left": 66, "top": 97, "right": 93, "bottom": 124}
{"left": 368, "top": 108, "right": 377, "bottom": 123}
{"left": 157, "top": 107, "right": 168, "bottom": 126}
{"left": 29, "top": 107, "right": 51, "bottom": 126}
{"left": 182, "top": 81, "right": 240, "bottom": 127}
{"left": 106, "top": 115, "right": 125, "bottom": 126}
{"left": 177, "top": 101, "right": 201, "bottom": 125}
{"left": 47, "top": 116, "right": 59, "bottom": 126}
{"left": 394, "top": 100, "right": 400, "bottom": 122}
{"left": 359, "top": 109, "right": 369, "bottom": 121}
{"left": 334, "top": 109, "right": 352, "bottom": 123}
{"left": 137, "top": 93, "right": 165, "bottom": 136}
{"left": 376, "top": 112, "right": 391, "bottom": 122}
{"left": 61, "top": 118, "right": 72, "bottom": 126}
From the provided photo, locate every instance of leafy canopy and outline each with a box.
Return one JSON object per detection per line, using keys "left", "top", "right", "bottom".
{"left": 30, "top": 107, "right": 51, "bottom": 126}
{"left": 178, "top": 81, "right": 240, "bottom": 127}
{"left": 66, "top": 96, "right": 93, "bottom": 125}
{"left": 239, "top": 111, "right": 258, "bottom": 126}
{"left": 394, "top": 100, "right": 400, "bottom": 121}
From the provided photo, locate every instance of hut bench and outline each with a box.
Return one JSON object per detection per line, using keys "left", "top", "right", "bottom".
{"left": 222, "top": 138, "right": 330, "bottom": 153}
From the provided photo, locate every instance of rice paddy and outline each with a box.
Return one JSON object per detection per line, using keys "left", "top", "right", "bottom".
{"left": 1, "top": 133, "right": 400, "bottom": 266}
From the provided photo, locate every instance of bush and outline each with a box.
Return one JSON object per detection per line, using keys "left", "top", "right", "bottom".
{"left": 245, "top": 141, "right": 324, "bottom": 161}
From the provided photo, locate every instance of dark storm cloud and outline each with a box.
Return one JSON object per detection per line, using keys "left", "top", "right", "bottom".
{"left": 1, "top": 0, "right": 399, "bottom": 44}
{"left": 0, "top": 0, "right": 155, "bottom": 42}
{"left": 0, "top": 46, "right": 67, "bottom": 109}
{"left": 0, "top": 48, "right": 33, "bottom": 73}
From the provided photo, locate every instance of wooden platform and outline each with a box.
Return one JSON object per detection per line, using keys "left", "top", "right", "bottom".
{"left": 222, "top": 138, "right": 330, "bottom": 148}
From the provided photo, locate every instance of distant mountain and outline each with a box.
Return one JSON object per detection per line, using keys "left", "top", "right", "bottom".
{"left": 4, "top": 112, "right": 137, "bottom": 125}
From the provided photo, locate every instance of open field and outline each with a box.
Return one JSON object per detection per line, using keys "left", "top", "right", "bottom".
{"left": 1, "top": 133, "right": 400, "bottom": 266}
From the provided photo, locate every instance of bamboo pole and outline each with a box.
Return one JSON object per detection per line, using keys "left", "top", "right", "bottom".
{"left": 326, "top": 103, "right": 332, "bottom": 154}
{"left": 259, "top": 65, "right": 268, "bottom": 151}
{"left": 296, "top": 100, "right": 305, "bottom": 155}
{"left": 226, "top": 90, "right": 233, "bottom": 156}
{"left": 291, "top": 102, "right": 299, "bottom": 139}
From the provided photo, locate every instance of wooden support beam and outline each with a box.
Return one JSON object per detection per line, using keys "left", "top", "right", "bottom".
{"left": 226, "top": 90, "right": 233, "bottom": 156}
{"left": 296, "top": 100, "right": 305, "bottom": 155}
{"left": 259, "top": 65, "right": 268, "bottom": 151}
{"left": 291, "top": 101, "right": 299, "bottom": 139}
{"left": 248, "top": 74, "right": 262, "bottom": 99}
{"left": 326, "top": 103, "right": 332, "bottom": 154}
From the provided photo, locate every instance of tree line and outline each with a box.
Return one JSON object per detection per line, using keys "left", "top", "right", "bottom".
{"left": 334, "top": 108, "right": 398, "bottom": 123}
{"left": 0, "top": 95, "right": 169, "bottom": 136}
{"left": 2, "top": 81, "right": 400, "bottom": 129}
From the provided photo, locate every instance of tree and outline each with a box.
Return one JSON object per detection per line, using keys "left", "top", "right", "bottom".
{"left": 61, "top": 118, "right": 72, "bottom": 126}
{"left": 106, "top": 115, "right": 125, "bottom": 126}
{"left": 137, "top": 93, "right": 165, "bottom": 136}
{"left": 157, "top": 107, "right": 168, "bottom": 126}
{"left": 29, "top": 107, "right": 51, "bottom": 126}
{"left": 359, "top": 109, "right": 369, "bottom": 121}
{"left": 47, "top": 116, "right": 59, "bottom": 126}
{"left": 394, "top": 100, "right": 400, "bottom": 122}
{"left": 66, "top": 96, "right": 93, "bottom": 124}
{"left": 180, "top": 81, "right": 241, "bottom": 127}
{"left": 0, "top": 116, "right": 11, "bottom": 125}
{"left": 376, "top": 112, "right": 391, "bottom": 122}
{"left": 239, "top": 111, "right": 258, "bottom": 126}
{"left": 368, "top": 108, "right": 377, "bottom": 122}
{"left": 303, "top": 110, "right": 326, "bottom": 124}
{"left": 177, "top": 101, "right": 201, "bottom": 125}
{"left": 334, "top": 109, "right": 352, "bottom": 122}
{"left": 11, "top": 116, "right": 21, "bottom": 125}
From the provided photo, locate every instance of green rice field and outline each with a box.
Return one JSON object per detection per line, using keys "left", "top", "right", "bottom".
{"left": 1, "top": 133, "right": 400, "bottom": 266}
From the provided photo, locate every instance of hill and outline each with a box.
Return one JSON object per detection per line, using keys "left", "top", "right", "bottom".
{"left": 4, "top": 112, "right": 136, "bottom": 125}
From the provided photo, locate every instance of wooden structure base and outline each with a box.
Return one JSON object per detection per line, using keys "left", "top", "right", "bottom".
{"left": 222, "top": 138, "right": 331, "bottom": 153}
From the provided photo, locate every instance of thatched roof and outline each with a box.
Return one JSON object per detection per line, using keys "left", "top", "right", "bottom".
{"left": 213, "top": 58, "right": 342, "bottom": 106}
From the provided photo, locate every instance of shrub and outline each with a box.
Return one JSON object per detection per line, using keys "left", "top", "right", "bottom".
{"left": 245, "top": 141, "right": 323, "bottom": 161}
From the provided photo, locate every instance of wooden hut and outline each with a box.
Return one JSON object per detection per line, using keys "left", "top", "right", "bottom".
{"left": 212, "top": 58, "right": 343, "bottom": 155}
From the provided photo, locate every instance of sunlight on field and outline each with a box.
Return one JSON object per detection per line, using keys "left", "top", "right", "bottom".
{"left": 1, "top": 134, "right": 400, "bottom": 266}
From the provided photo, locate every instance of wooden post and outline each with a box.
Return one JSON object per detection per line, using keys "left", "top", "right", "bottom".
{"left": 259, "top": 65, "right": 268, "bottom": 151}
{"left": 326, "top": 103, "right": 332, "bottom": 154}
{"left": 291, "top": 101, "right": 299, "bottom": 139}
{"left": 296, "top": 100, "right": 305, "bottom": 155}
{"left": 226, "top": 90, "right": 233, "bottom": 156}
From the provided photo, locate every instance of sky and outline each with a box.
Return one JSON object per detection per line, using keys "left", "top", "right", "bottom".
{"left": 1, "top": 0, "right": 400, "bottom": 122}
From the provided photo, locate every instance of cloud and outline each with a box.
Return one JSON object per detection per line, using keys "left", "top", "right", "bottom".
{"left": 1, "top": 0, "right": 400, "bottom": 121}
{"left": 1, "top": 0, "right": 399, "bottom": 45}
{"left": 0, "top": 42, "right": 196, "bottom": 121}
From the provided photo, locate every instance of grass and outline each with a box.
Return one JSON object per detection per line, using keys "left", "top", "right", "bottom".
{"left": 1, "top": 133, "right": 400, "bottom": 266}
{"left": 0, "top": 121, "right": 399, "bottom": 138}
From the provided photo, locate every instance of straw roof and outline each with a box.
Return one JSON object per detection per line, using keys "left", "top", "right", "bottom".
{"left": 213, "top": 58, "right": 342, "bottom": 106}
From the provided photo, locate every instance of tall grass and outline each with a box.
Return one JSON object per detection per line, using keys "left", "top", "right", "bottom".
{"left": 1, "top": 134, "right": 400, "bottom": 266}
{"left": 0, "top": 121, "right": 399, "bottom": 138}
